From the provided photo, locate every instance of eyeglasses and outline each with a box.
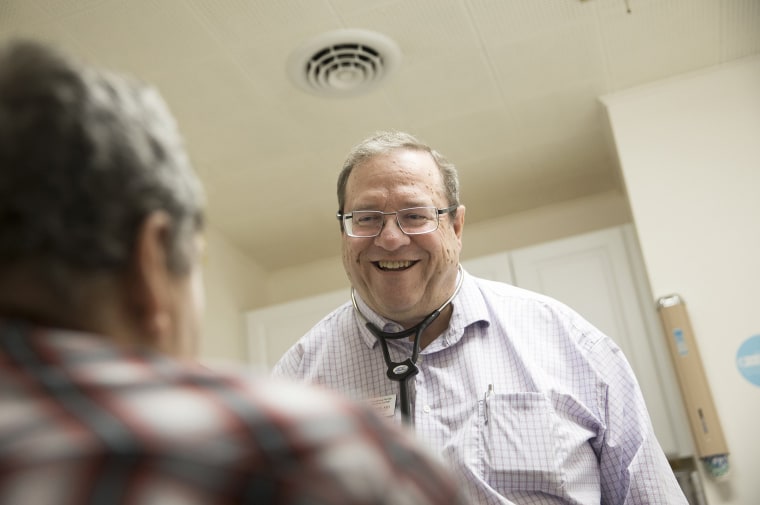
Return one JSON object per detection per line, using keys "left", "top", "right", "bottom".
{"left": 337, "top": 205, "right": 457, "bottom": 238}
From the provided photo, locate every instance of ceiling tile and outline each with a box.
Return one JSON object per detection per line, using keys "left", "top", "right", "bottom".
{"left": 721, "top": 0, "right": 760, "bottom": 60}
{"left": 58, "top": 0, "right": 220, "bottom": 78}
{"left": 0, "top": 1, "right": 49, "bottom": 29}
{"left": 188, "top": 0, "right": 339, "bottom": 49}
{"left": 466, "top": 0, "right": 592, "bottom": 46}
{"left": 149, "top": 57, "right": 268, "bottom": 129}
{"left": 597, "top": 0, "right": 722, "bottom": 89}
{"left": 341, "top": 0, "right": 480, "bottom": 53}
{"left": 36, "top": 0, "right": 120, "bottom": 18}
{"left": 413, "top": 107, "right": 526, "bottom": 166}
{"left": 509, "top": 82, "right": 608, "bottom": 148}
{"left": 488, "top": 21, "right": 608, "bottom": 102}
{"left": 0, "top": 2, "right": 75, "bottom": 52}
{"left": 384, "top": 48, "right": 504, "bottom": 128}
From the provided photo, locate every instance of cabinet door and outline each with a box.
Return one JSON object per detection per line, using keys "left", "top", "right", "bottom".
{"left": 246, "top": 289, "right": 349, "bottom": 369}
{"left": 509, "top": 225, "right": 692, "bottom": 457}
{"left": 462, "top": 251, "right": 514, "bottom": 283}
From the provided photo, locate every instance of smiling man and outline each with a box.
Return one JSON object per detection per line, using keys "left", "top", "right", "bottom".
{"left": 273, "top": 130, "right": 688, "bottom": 504}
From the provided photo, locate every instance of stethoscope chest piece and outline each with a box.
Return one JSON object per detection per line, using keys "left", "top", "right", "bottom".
{"left": 351, "top": 264, "right": 465, "bottom": 425}
{"left": 388, "top": 359, "right": 419, "bottom": 381}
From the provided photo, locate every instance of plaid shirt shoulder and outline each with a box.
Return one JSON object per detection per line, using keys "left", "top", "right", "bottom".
{"left": 0, "top": 321, "right": 468, "bottom": 505}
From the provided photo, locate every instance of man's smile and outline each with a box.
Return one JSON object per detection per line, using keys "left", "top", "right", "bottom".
{"left": 374, "top": 260, "right": 418, "bottom": 271}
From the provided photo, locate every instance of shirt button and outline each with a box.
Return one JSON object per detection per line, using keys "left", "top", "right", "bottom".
{"left": 423, "top": 405, "right": 431, "bottom": 414}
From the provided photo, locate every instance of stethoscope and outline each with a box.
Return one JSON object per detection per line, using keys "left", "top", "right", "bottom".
{"left": 350, "top": 264, "right": 464, "bottom": 425}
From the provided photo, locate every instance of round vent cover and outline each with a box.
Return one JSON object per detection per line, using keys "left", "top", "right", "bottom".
{"left": 287, "top": 29, "right": 401, "bottom": 98}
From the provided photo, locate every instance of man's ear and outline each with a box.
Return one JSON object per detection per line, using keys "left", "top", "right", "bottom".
{"left": 453, "top": 205, "right": 465, "bottom": 240}
{"left": 129, "top": 211, "right": 174, "bottom": 349}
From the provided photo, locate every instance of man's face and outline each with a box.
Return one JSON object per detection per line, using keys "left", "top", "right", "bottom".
{"left": 341, "top": 149, "right": 464, "bottom": 326}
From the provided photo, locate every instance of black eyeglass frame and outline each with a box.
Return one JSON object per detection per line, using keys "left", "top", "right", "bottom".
{"left": 336, "top": 204, "right": 458, "bottom": 238}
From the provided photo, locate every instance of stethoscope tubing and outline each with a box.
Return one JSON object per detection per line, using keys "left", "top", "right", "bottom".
{"left": 351, "top": 264, "right": 464, "bottom": 425}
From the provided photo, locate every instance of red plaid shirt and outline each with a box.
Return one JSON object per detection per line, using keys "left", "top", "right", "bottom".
{"left": 0, "top": 319, "right": 467, "bottom": 504}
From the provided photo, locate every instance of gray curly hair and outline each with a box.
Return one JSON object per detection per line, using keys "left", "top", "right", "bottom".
{"left": 0, "top": 40, "right": 204, "bottom": 294}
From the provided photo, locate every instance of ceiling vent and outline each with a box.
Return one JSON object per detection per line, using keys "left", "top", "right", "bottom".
{"left": 287, "top": 29, "right": 401, "bottom": 98}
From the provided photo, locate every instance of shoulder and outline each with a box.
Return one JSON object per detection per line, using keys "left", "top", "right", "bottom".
{"left": 466, "top": 273, "right": 575, "bottom": 318}
{"left": 305, "top": 300, "right": 356, "bottom": 336}
{"left": 272, "top": 301, "right": 356, "bottom": 375}
{"left": 466, "top": 272, "right": 609, "bottom": 352}
{"left": 469, "top": 273, "right": 563, "bottom": 307}
{"left": 22, "top": 344, "right": 466, "bottom": 505}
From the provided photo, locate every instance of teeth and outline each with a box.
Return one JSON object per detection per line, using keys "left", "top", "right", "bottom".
{"left": 378, "top": 260, "right": 412, "bottom": 270}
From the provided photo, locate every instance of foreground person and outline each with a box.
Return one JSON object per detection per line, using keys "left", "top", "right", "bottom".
{"left": 0, "top": 41, "right": 468, "bottom": 505}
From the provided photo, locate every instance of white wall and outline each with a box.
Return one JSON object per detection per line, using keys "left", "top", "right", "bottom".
{"left": 462, "top": 189, "right": 631, "bottom": 259}
{"left": 266, "top": 254, "right": 347, "bottom": 305}
{"left": 602, "top": 55, "right": 760, "bottom": 505}
{"left": 200, "top": 227, "right": 267, "bottom": 367}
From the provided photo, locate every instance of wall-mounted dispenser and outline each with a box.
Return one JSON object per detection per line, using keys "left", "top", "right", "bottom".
{"left": 657, "top": 294, "right": 730, "bottom": 479}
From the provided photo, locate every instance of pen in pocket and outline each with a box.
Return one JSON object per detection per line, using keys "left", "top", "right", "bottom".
{"left": 484, "top": 383, "right": 493, "bottom": 425}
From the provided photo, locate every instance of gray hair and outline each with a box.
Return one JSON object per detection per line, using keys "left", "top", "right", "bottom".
{"left": 0, "top": 40, "right": 204, "bottom": 292}
{"left": 336, "top": 131, "right": 460, "bottom": 216}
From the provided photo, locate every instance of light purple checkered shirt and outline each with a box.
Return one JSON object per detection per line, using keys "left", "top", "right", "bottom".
{"left": 273, "top": 270, "right": 688, "bottom": 505}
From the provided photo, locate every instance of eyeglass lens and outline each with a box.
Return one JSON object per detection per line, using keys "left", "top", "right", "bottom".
{"left": 348, "top": 207, "right": 439, "bottom": 237}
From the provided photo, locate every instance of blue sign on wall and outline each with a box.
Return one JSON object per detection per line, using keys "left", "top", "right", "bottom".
{"left": 736, "top": 334, "right": 760, "bottom": 387}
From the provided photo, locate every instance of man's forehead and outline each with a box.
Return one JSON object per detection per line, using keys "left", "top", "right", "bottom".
{"left": 351, "top": 150, "right": 440, "bottom": 182}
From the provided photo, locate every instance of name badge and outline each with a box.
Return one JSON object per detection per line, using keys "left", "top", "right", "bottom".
{"left": 365, "top": 394, "right": 396, "bottom": 417}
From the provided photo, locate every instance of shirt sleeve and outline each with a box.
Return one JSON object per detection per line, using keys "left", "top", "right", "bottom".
{"left": 590, "top": 338, "right": 688, "bottom": 505}
{"left": 270, "top": 341, "right": 303, "bottom": 379}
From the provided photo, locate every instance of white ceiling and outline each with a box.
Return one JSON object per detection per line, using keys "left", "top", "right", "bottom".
{"left": 3, "top": 0, "right": 759, "bottom": 270}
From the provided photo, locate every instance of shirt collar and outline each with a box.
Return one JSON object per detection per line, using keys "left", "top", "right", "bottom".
{"left": 439, "top": 270, "right": 491, "bottom": 347}
{"left": 351, "top": 269, "right": 491, "bottom": 350}
{"left": 352, "top": 293, "right": 397, "bottom": 350}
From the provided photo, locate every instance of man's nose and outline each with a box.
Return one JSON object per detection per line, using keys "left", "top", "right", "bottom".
{"left": 374, "top": 215, "right": 409, "bottom": 247}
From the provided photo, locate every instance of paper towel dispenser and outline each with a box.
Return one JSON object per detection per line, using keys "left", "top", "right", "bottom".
{"left": 656, "top": 294, "right": 729, "bottom": 479}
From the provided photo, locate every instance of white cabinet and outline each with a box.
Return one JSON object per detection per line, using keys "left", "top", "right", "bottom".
{"left": 246, "top": 289, "right": 349, "bottom": 369}
{"left": 461, "top": 251, "right": 514, "bottom": 284}
{"left": 246, "top": 224, "right": 691, "bottom": 456}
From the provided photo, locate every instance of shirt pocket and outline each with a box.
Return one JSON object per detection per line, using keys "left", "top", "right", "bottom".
{"left": 479, "top": 392, "right": 567, "bottom": 496}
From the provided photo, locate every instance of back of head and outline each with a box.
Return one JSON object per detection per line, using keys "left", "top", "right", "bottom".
{"left": 0, "top": 40, "right": 204, "bottom": 306}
